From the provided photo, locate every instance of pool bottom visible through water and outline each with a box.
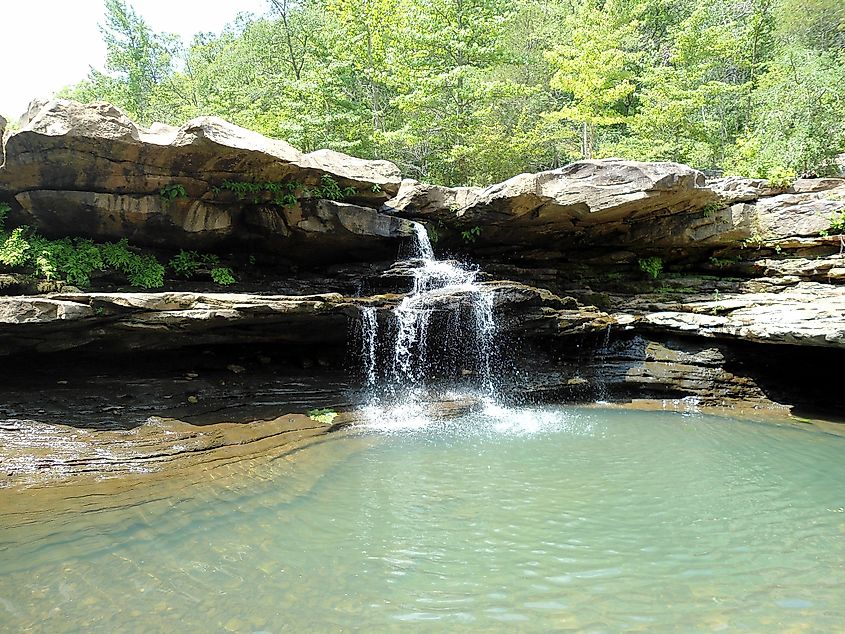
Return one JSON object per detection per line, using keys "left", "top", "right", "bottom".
{"left": 1, "top": 405, "right": 844, "bottom": 632}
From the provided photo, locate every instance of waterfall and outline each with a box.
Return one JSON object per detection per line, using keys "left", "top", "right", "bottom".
{"left": 410, "top": 222, "right": 435, "bottom": 261}
{"left": 360, "top": 307, "right": 378, "bottom": 388}
{"left": 357, "top": 221, "right": 497, "bottom": 400}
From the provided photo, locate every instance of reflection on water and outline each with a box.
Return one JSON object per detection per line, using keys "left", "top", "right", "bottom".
{"left": 1, "top": 406, "right": 845, "bottom": 632}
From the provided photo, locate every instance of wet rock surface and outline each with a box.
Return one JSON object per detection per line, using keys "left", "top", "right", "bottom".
{"left": 0, "top": 345, "right": 355, "bottom": 486}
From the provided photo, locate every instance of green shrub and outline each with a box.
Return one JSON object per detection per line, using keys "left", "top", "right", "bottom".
{"left": 200, "top": 253, "right": 220, "bottom": 267}
{"left": 210, "top": 266, "right": 236, "bottom": 286}
{"left": 0, "top": 228, "right": 31, "bottom": 267}
{"left": 170, "top": 250, "right": 229, "bottom": 285}
{"left": 639, "top": 256, "right": 664, "bottom": 279}
{"left": 216, "top": 176, "right": 356, "bottom": 206}
{"left": 101, "top": 239, "right": 165, "bottom": 289}
{"left": 0, "top": 227, "right": 165, "bottom": 289}
{"left": 766, "top": 166, "right": 795, "bottom": 189}
{"left": 62, "top": 239, "right": 103, "bottom": 287}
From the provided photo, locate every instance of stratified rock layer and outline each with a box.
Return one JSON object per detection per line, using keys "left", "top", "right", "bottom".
{"left": 385, "top": 159, "right": 716, "bottom": 247}
{"left": 1, "top": 99, "right": 845, "bottom": 482}
{"left": 0, "top": 100, "right": 409, "bottom": 261}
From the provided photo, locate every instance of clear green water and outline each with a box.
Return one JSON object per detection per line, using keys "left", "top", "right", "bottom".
{"left": 2, "top": 406, "right": 845, "bottom": 632}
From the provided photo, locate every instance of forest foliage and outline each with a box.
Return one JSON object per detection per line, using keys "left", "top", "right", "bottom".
{"left": 60, "top": 0, "right": 845, "bottom": 186}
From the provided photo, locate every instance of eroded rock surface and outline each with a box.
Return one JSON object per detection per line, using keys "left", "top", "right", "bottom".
{"left": 0, "top": 291, "right": 354, "bottom": 355}
{"left": 385, "top": 159, "right": 715, "bottom": 247}
{"left": 629, "top": 283, "right": 845, "bottom": 348}
{"left": 0, "top": 100, "right": 407, "bottom": 260}
{"left": 0, "top": 414, "right": 336, "bottom": 487}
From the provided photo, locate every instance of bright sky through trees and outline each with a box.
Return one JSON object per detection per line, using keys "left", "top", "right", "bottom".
{"left": 1, "top": 0, "right": 266, "bottom": 118}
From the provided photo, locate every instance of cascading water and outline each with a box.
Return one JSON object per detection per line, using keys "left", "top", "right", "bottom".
{"left": 357, "top": 221, "right": 498, "bottom": 415}
{"left": 360, "top": 307, "right": 378, "bottom": 388}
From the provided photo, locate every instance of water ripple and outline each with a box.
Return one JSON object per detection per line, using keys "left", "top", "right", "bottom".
{"left": 1, "top": 406, "right": 844, "bottom": 632}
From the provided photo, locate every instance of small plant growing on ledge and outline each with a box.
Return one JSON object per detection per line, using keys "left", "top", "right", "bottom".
{"left": 701, "top": 202, "right": 722, "bottom": 217}
{"left": 708, "top": 256, "right": 739, "bottom": 269}
{"left": 461, "top": 226, "right": 482, "bottom": 244}
{"left": 100, "top": 239, "right": 165, "bottom": 288}
{"left": 169, "top": 249, "right": 201, "bottom": 277}
{"left": 827, "top": 209, "right": 845, "bottom": 235}
{"left": 0, "top": 227, "right": 165, "bottom": 289}
{"left": 169, "top": 250, "right": 219, "bottom": 277}
{"left": 742, "top": 231, "right": 766, "bottom": 249}
{"left": 159, "top": 184, "right": 188, "bottom": 201}
{"left": 0, "top": 228, "right": 31, "bottom": 267}
{"left": 638, "top": 256, "right": 663, "bottom": 279}
{"left": 766, "top": 166, "right": 795, "bottom": 189}
{"left": 169, "top": 250, "right": 234, "bottom": 286}
{"left": 215, "top": 175, "right": 357, "bottom": 206}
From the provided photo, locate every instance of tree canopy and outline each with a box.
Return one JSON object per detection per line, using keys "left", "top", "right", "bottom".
{"left": 61, "top": 0, "right": 845, "bottom": 186}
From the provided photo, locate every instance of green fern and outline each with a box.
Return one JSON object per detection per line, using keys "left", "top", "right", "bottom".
{"left": 639, "top": 257, "right": 664, "bottom": 280}
{"left": 169, "top": 249, "right": 202, "bottom": 277}
{"left": 0, "top": 228, "right": 31, "bottom": 267}
{"left": 210, "top": 266, "right": 236, "bottom": 285}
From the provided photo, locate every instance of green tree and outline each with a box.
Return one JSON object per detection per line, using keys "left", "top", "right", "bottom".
{"left": 384, "top": 0, "right": 515, "bottom": 185}
{"left": 544, "top": 0, "right": 639, "bottom": 159}
{"left": 614, "top": 0, "right": 775, "bottom": 168}
{"left": 726, "top": 48, "right": 845, "bottom": 177}
{"left": 63, "top": 0, "right": 184, "bottom": 125}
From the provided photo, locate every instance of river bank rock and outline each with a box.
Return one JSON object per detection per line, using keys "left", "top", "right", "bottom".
{"left": 628, "top": 282, "right": 845, "bottom": 348}
{"left": 384, "top": 162, "right": 845, "bottom": 257}
{"left": 0, "top": 282, "right": 601, "bottom": 356}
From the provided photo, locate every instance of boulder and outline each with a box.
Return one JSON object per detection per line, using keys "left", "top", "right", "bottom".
{"left": 385, "top": 159, "right": 715, "bottom": 248}
{"left": 708, "top": 176, "right": 787, "bottom": 204}
{"left": 752, "top": 189, "right": 845, "bottom": 239}
{"left": 0, "top": 100, "right": 406, "bottom": 260}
